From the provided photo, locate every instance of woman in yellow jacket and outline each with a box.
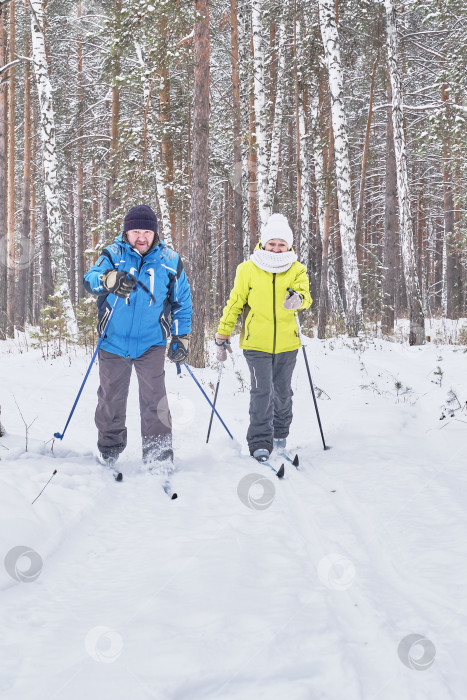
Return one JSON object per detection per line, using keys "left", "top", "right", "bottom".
{"left": 215, "top": 213, "right": 312, "bottom": 461}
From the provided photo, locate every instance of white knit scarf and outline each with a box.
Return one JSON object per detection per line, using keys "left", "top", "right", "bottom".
{"left": 250, "top": 249, "right": 297, "bottom": 273}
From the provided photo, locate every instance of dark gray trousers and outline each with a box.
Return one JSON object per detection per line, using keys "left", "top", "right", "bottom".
{"left": 96, "top": 346, "right": 172, "bottom": 459}
{"left": 243, "top": 349, "right": 298, "bottom": 455}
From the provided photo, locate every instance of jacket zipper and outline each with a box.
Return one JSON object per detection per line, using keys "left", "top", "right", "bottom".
{"left": 272, "top": 273, "right": 276, "bottom": 354}
{"left": 246, "top": 313, "right": 254, "bottom": 340}
{"left": 126, "top": 255, "right": 144, "bottom": 355}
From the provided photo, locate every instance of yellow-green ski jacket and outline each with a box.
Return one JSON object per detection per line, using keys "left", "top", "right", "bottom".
{"left": 218, "top": 259, "right": 312, "bottom": 354}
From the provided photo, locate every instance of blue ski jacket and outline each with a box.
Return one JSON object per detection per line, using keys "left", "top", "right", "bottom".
{"left": 83, "top": 235, "right": 192, "bottom": 359}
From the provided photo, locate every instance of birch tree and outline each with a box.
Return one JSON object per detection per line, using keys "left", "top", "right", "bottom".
{"left": 135, "top": 43, "right": 173, "bottom": 248}
{"left": 318, "top": 0, "right": 362, "bottom": 336}
{"left": 0, "top": 7, "right": 7, "bottom": 337}
{"left": 230, "top": 0, "right": 244, "bottom": 270}
{"left": 265, "top": 11, "right": 288, "bottom": 214}
{"left": 6, "top": 0, "right": 15, "bottom": 336}
{"left": 251, "top": 0, "right": 269, "bottom": 230}
{"left": 381, "top": 89, "right": 397, "bottom": 334}
{"left": 385, "top": 0, "right": 425, "bottom": 345}
{"left": 28, "top": 0, "right": 76, "bottom": 334}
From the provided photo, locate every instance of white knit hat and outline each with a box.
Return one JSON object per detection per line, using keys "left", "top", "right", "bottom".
{"left": 261, "top": 213, "right": 293, "bottom": 250}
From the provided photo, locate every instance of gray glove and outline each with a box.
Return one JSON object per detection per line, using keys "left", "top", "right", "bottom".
{"left": 167, "top": 335, "right": 190, "bottom": 363}
{"left": 215, "top": 334, "right": 232, "bottom": 362}
{"left": 101, "top": 270, "right": 136, "bottom": 298}
{"left": 283, "top": 291, "right": 302, "bottom": 310}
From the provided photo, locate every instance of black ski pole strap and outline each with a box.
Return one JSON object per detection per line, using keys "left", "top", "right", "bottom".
{"left": 125, "top": 273, "right": 156, "bottom": 304}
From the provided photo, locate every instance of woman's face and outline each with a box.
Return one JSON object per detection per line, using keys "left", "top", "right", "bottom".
{"left": 264, "top": 238, "right": 289, "bottom": 253}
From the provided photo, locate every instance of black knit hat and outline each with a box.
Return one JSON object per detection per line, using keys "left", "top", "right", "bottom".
{"left": 123, "top": 205, "right": 158, "bottom": 235}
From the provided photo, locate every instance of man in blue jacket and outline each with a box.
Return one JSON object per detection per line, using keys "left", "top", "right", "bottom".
{"left": 84, "top": 205, "right": 192, "bottom": 469}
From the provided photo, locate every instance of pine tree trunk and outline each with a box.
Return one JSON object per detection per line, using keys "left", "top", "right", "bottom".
{"left": 29, "top": 0, "right": 76, "bottom": 334}
{"left": 188, "top": 0, "right": 210, "bottom": 368}
{"left": 0, "top": 10, "right": 7, "bottom": 338}
{"left": 385, "top": 0, "right": 424, "bottom": 345}
{"left": 381, "top": 88, "right": 397, "bottom": 334}
{"left": 318, "top": 0, "right": 362, "bottom": 336}
{"left": 16, "top": 31, "right": 32, "bottom": 330}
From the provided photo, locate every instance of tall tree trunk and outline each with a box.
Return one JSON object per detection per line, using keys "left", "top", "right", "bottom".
{"left": 381, "top": 86, "right": 397, "bottom": 334}
{"left": 385, "top": 0, "right": 424, "bottom": 345}
{"left": 265, "top": 12, "right": 287, "bottom": 213}
{"left": 67, "top": 170, "right": 76, "bottom": 303}
{"left": 91, "top": 159, "right": 99, "bottom": 261}
{"left": 248, "top": 42, "right": 257, "bottom": 251}
{"left": 356, "top": 52, "right": 378, "bottom": 264}
{"left": 238, "top": 0, "right": 251, "bottom": 258}
{"left": 16, "top": 31, "right": 32, "bottom": 330}
{"left": 0, "top": 9, "right": 7, "bottom": 338}
{"left": 295, "top": 17, "right": 310, "bottom": 266}
{"left": 230, "top": 0, "right": 244, "bottom": 271}
{"left": 135, "top": 44, "right": 173, "bottom": 247}
{"left": 318, "top": 0, "right": 362, "bottom": 336}
{"left": 294, "top": 4, "right": 301, "bottom": 261}
{"left": 188, "top": 0, "right": 210, "bottom": 367}
{"left": 29, "top": 102, "right": 37, "bottom": 323}
{"left": 109, "top": 0, "right": 121, "bottom": 216}
{"left": 442, "top": 85, "right": 461, "bottom": 319}
{"left": 6, "top": 0, "right": 15, "bottom": 336}
{"left": 159, "top": 57, "right": 176, "bottom": 246}
{"left": 29, "top": 0, "right": 77, "bottom": 334}
{"left": 40, "top": 201, "right": 53, "bottom": 307}
{"left": 251, "top": 0, "right": 269, "bottom": 230}
{"left": 75, "top": 1, "right": 85, "bottom": 300}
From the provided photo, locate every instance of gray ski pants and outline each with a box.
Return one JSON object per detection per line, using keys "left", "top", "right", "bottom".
{"left": 243, "top": 349, "right": 298, "bottom": 455}
{"left": 95, "top": 346, "right": 172, "bottom": 458}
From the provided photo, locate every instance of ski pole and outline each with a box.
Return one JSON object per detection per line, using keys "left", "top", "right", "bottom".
{"left": 206, "top": 363, "right": 223, "bottom": 443}
{"left": 54, "top": 296, "right": 119, "bottom": 440}
{"left": 287, "top": 288, "right": 329, "bottom": 450}
{"left": 126, "top": 273, "right": 156, "bottom": 304}
{"left": 182, "top": 363, "right": 233, "bottom": 440}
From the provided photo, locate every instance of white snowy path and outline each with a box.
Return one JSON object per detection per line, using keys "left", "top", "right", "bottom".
{"left": 1, "top": 332, "right": 467, "bottom": 699}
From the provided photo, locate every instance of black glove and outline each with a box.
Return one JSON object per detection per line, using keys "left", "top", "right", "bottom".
{"left": 167, "top": 335, "right": 190, "bottom": 363}
{"left": 101, "top": 270, "right": 136, "bottom": 298}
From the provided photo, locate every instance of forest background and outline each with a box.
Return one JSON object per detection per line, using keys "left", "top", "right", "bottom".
{"left": 0, "top": 0, "right": 465, "bottom": 366}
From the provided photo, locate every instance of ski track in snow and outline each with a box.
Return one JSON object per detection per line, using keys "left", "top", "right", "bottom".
{"left": 1, "top": 332, "right": 466, "bottom": 699}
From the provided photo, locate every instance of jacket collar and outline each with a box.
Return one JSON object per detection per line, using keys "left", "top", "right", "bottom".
{"left": 114, "top": 233, "right": 164, "bottom": 259}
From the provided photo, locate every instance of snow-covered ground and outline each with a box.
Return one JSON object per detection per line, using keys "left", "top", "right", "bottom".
{"left": 1, "top": 327, "right": 466, "bottom": 700}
